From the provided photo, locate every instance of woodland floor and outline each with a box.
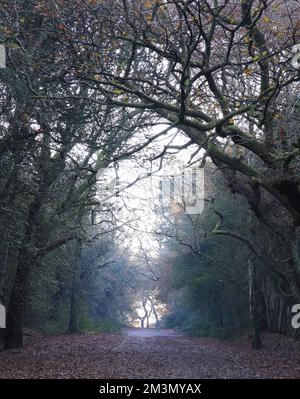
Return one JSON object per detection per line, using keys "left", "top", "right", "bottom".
{"left": 0, "top": 328, "right": 299, "bottom": 379}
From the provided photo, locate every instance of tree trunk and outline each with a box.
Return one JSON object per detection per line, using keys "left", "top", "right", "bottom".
{"left": 68, "top": 238, "right": 82, "bottom": 334}
{"left": 248, "top": 259, "right": 263, "bottom": 349}
{"left": 149, "top": 298, "right": 159, "bottom": 325}
{"left": 4, "top": 250, "right": 32, "bottom": 348}
{"left": 141, "top": 299, "right": 148, "bottom": 328}
{"left": 4, "top": 180, "right": 48, "bottom": 348}
{"left": 140, "top": 316, "right": 146, "bottom": 328}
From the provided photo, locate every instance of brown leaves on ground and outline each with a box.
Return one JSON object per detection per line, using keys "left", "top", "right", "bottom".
{"left": 0, "top": 330, "right": 299, "bottom": 379}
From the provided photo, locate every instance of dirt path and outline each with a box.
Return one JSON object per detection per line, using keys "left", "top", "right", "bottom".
{"left": 124, "top": 327, "right": 183, "bottom": 338}
{"left": 0, "top": 330, "right": 299, "bottom": 379}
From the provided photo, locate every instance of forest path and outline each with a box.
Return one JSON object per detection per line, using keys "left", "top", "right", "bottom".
{"left": 124, "top": 327, "right": 183, "bottom": 338}
{"left": 0, "top": 331, "right": 299, "bottom": 378}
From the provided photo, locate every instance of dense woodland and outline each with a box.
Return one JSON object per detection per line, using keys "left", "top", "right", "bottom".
{"left": 1, "top": 0, "right": 300, "bottom": 362}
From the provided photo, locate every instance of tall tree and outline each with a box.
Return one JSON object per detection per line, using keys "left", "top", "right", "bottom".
{"left": 64, "top": 0, "right": 300, "bottom": 317}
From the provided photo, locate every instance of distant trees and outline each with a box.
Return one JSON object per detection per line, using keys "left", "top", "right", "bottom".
{"left": 156, "top": 164, "right": 252, "bottom": 337}
{"left": 134, "top": 295, "right": 160, "bottom": 328}
{"left": 155, "top": 160, "right": 297, "bottom": 345}
{"left": 25, "top": 233, "right": 135, "bottom": 335}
